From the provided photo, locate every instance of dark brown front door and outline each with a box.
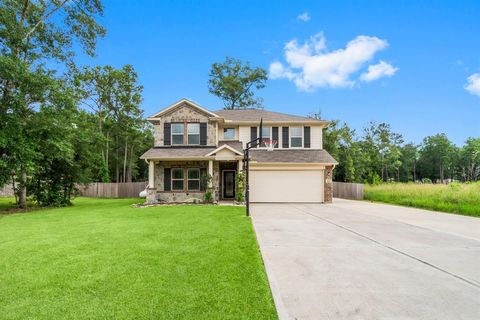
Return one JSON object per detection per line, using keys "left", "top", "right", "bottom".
{"left": 223, "top": 170, "right": 235, "bottom": 199}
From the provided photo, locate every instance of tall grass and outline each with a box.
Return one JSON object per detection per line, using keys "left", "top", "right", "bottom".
{"left": 364, "top": 182, "right": 480, "bottom": 217}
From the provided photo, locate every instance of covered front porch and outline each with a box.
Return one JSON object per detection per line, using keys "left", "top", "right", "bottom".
{"left": 143, "top": 145, "right": 244, "bottom": 203}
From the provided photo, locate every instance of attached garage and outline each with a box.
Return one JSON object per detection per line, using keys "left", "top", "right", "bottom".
{"left": 250, "top": 165, "right": 325, "bottom": 203}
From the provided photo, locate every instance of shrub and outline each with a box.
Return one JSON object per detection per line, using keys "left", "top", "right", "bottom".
{"left": 204, "top": 190, "right": 213, "bottom": 203}
{"left": 235, "top": 171, "right": 246, "bottom": 202}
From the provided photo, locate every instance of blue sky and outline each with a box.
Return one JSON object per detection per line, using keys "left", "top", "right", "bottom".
{"left": 77, "top": 0, "right": 480, "bottom": 145}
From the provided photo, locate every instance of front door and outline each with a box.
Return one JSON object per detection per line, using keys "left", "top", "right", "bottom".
{"left": 223, "top": 170, "right": 236, "bottom": 199}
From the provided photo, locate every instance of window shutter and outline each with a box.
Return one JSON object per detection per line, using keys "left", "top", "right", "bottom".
{"left": 164, "top": 123, "right": 171, "bottom": 146}
{"left": 200, "top": 123, "right": 207, "bottom": 145}
{"left": 200, "top": 167, "right": 207, "bottom": 191}
{"left": 304, "top": 126, "right": 311, "bottom": 148}
{"left": 282, "top": 127, "right": 289, "bottom": 148}
{"left": 250, "top": 127, "right": 257, "bottom": 147}
{"left": 164, "top": 168, "right": 171, "bottom": 191}
{"left": 272, "top": 127, "right": 279, "bottom": 148}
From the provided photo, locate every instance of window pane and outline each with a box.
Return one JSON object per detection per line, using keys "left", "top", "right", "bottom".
{"left": 187, "top": 123, "right": 200, "bottom": 134}
{"left": 188, "top": 169, "right": 200, "bottom": 179}
{"left": 172, "top": 180, "right": 184, "bottom": 190}
{"left": 172, "top": 168, "right": 184, "bottom": 179}
{"left": 291, "top": 127, "right": 302, "bottom": 137}
{"left": 291, "top": 137, "right": 302, "bottom": 147}
{"left": 188, "top": 134, "right": 200, "bottom": 145}
{"left": 172, "top": 134, "right": 184, "bottom": 144}
{"left": 188, "top": 180, "right": 200, "bottom": 190}
{"left": 223, "top": 128, "right": 235, "bottom": 140}
{"left": 172, "top": 123, "right": 184, "bottom": 134}
{"left": 261, "top": 127, "right": 270, "bottom": 138}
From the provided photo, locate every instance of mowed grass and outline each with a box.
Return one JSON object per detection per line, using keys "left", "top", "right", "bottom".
{"left": 0, "top": 198, "right": 277, "bottom": 320}
{"left": 365, "top": 182, "right": 480, "bottom": 217}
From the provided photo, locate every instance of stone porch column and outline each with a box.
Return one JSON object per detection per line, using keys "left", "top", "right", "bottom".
{"left": 324, "top": 165, "right": 333, "bottom": 203}
{"left": 208, "top": 160, "right": 213, "bottom": 188}
{"left": 148, "top": 160, "right": 155, "bottom": 188}
{"left": 238, "top": 159, "right": 243, "bottom": 171}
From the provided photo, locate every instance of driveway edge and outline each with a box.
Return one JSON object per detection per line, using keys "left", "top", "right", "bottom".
{"left": 251, "top": 217, "right": 291, "bottom": 320}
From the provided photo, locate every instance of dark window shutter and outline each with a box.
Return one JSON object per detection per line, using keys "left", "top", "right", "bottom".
{"left": 200, "top": 123, "right": 207, "bottom": 145}
{"left": 200, "top": 168, "right": 207, "bottom": 191}
{"left": 250, "top": 127, "right": 257, "bottom": 147}
{"left": 272, "top": 127, "right": 279, "bottom": 148}
{"left": 282, "top": 127, "right": 289, "bottom": 148}
{"left": 164, "top": 168, "right": 171, "bottom": 191}
{"left": 304, "top": 126, "right": 311, "bottom": 148}
{"left": 164, "top": 123, "right": 171, "bottom": 146}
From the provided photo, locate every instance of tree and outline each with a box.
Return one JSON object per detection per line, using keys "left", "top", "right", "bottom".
{"left": 399, "top": 143, "right": 419, "bottom": 182}
{"left": 73, "top": 65, "right": 149, "bottom": 183}
{"left": 0, "top": 0, "right": 105, "bottom": 207}
{"left": 208, "top": 57, "right": 267, "bottom": 110}
{"left": 418, "top": 134, "right": 456, "bottom": 182}
{"left": 458, "top": 138, "right": 480, "bottom": 181}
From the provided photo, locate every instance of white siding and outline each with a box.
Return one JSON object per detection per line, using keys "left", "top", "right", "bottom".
{"left": 310, "top": 126, "right": 323, "bottom": 149}
{"left": 237, "top": 124, "right": 323, "bottom": 149}
{"left": 239, "top": 126, "right": 251, "bottom": 148}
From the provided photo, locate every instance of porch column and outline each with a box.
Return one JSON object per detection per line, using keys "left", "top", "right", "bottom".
{"left": 238, "top": 159, "right": 243, "bottom": 171}
{"left": 149, "top": 160, "right": 155, "bottom": 188}
{"left": 208, "top": 160, "right": 213, "bottom": 188}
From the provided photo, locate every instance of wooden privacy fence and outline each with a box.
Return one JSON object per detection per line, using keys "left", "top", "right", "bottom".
{"left": 77, "top": 182, "right": 147, "bottom": 198}
{"left": 333, "top": 182, "right": 364, "bottom": 200}
{"left": 0, "top": 185, "right": 14, "bottom": 197}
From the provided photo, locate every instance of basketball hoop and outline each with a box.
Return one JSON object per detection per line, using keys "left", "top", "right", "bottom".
{"left": 263, "top": 139, "right": 277, "bottom": 151}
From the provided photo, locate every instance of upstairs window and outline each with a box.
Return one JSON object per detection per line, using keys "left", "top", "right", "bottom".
{"left": 261, "top": 126, "right": 271, "bottom": 145}
{"left": 187, "top": 168, "right": 200, "bottom": 190}
{"left": 223, "top": 128, "right": 235, "bottom": 140}
{"left": 171, "top": 168, "right": 184, "bottom": 190}
{"left": 187, "top": 123, "right": 200, "bottom": 145}
{"left": 290, "top": 127, "right": 303, "bottom": 148}
{"left": 171, "top": 123, "right": 184, "bottom": 145}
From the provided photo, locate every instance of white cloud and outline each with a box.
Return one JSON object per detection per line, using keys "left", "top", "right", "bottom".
{"left": 269, "top": 33, "right": 397, "bottom": 90}
{"left": 465, "top": 73, "right": 480, "bottom": 96}
{"left": 360, "top": 60, "right": 399, "bottom": 82}
{"left": 297, "top": 12, "right": 311, "bottom": 22}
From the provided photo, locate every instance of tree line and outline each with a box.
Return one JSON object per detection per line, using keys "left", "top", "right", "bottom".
{"left": 0, "top": 0, "right": 151, "bottom": 208}
{"left": 320, "top": 116, "right": 480, "bottom": 184}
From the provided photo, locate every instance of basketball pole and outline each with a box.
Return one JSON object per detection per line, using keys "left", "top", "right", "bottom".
{"left": 244, "top": 118, "right": 262, "bottom": 217}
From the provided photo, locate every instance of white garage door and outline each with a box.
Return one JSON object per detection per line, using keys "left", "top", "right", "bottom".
{"left": 250, "top": 169, "right": 324, "bottom": 203}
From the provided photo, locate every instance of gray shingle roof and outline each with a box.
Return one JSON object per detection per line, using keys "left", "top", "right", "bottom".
{"left": 213, "top": 109, "right": 325, "bottom": 122}
{"left": 249, "top": 149, "right": 337, "bottom": 164}
{"left": 218, "top": 140, "right": 243, "bottom": 152}
{"left": 140, "top": 147, "right": 216, "bottom": 159}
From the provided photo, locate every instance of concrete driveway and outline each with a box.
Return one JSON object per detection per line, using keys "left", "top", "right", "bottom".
{"left": 251, "top": 199, "right": 480, "bottom": 320}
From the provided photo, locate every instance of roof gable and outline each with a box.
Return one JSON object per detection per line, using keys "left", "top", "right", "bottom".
{"left": 147, "top": 98, "right": 220, "bottom": 120}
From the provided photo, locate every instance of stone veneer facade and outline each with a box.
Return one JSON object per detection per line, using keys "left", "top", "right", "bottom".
{"left": 324, "top": 165, "right": 333, "bottom": 203}
{"left": 147, "top": 160, "right": 221, "bottom": 203}
{"left": 153, "top": 103, "right": 217, "bottom": 146}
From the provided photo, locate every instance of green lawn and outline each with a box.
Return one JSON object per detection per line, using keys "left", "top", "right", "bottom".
{"left": 0, "top": 198, "right": 277, "bottom": 320}
{"left": 364, "top": 182, "right": 480, "bottom": 217}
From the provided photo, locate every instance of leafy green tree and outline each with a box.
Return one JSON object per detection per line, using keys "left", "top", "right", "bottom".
{"left": 399, "top": 143, "right": 419, "bottom": 182}
{"left": 418, "top": 134, "right": 456, "bottom": 182}
{"left": 73, "top": 65, "right": 149, "bottom": 182}
{"left": 458, "top": 138, "right": 480, "bottom": 181}
{"left": 0, "top": 0, "right": 104, "bottom": 207}
{"left": 208, "top": 57, "right": 268, "bottom": 109}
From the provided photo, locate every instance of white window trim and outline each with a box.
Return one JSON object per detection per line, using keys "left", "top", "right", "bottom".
{"left": 259, "top": 126, "right": 272, "bottom": 149}
{"left": 187, "top": 168, "right": 201, "bottom": 191}
{"left": 290, "top": 126, "right": 303, "bottom": 149}
{"left": 223, "top": 127, "right": 236, "bottom": 140}
{"left": 187, "top": 123, "right": 200, "bottom": 145}
{"left": 171, "top": 168, "right": 184, "bottom": 191}
{"left": 171, "top": 123, "right": 184, "bottom": 145}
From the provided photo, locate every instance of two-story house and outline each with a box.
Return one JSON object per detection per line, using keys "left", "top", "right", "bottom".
{"left": 140, "top": 98, "right": 337, "bottom": 203}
